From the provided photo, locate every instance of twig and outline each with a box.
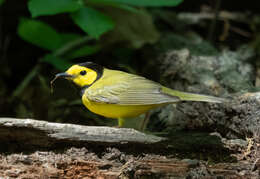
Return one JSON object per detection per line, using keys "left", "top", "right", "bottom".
{"left": 52, "top": 36, "right": 93, "bottom": 57}
{"left": 178, "top": 11, "right": 250, "bottom": 24}
{"left": 219, "top": 19, "right": 230, "bottom": 41}
{"left": 230, "top": 26, "right": 251, "bottom": 38}
{"left": 251, "top": 158, "right": 259, "bottom": 171}
{"left": 207, "top": 0, "right": 222, "bottom": 42}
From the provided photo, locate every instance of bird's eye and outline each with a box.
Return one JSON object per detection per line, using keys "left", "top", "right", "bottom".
{"left": 80, "top": 70, "right": 87, "bottom": 76}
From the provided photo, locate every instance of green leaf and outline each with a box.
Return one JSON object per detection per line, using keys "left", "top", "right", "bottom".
{"left": 60, "top": 33, "right": 82, "bottom": 44}
{"left": 101, "top": 8, "right": 160, "bottom": 48}
{"left": 87, "top": 0, "right": 139, "bottom": 13}
{"left": 111, "top": 4, "right": 139, "bottom": 13}
{"left": 17, "top": 18, "right": 62, "bottom": 51}
{"left": 28, "top": 0, "right": 82, "bottom": 17}
{"left": 0, "top": 0, "right": 5, "bottom": 6}
{"left": 87, "top": 0, "right": 183, "bottom": 7}
{"left": 71, "top": 7, "right": 114, "bottom": 39}
{"left": 42, "top": 54, "right": 72, "bottom": 71}
{"left": 65, "top": 45, "right": 101, "bottom": 59}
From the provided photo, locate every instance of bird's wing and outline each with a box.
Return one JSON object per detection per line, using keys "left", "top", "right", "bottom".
{"left": 86, "top": 75, "right": 180, "bottom": 105}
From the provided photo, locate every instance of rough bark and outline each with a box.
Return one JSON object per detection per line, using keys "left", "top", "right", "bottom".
{"left": 151, "top": 92, "right": 260, "bottom": 141}
{"left": 0, "top": 148, "right": 259, "bottom": 179}
{"left": 150, "top": 48, "right": 260, "bottom": 141}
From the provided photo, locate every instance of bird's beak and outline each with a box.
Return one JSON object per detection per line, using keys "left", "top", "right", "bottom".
{"left": 55, "top": 72, "right": 75, "bottom": 79}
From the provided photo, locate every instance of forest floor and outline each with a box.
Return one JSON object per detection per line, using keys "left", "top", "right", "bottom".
{"left": 0, "top": 145, "right": 259, "bottom": 178}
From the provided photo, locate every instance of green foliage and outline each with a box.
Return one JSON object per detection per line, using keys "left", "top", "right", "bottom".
{"left": 0, "top": 0, "right": 5, "bottom": 6}
{"left": 42, "top": 54, "right": 72, "bottom": 71}
{"left": 71, "top": 7, "right": 114, "bottom": 39}
{"left": 17, "top": 18, "right": 100, "bottom": 70}
{"left": 88, "top": 0, "right": 183, "bottom": 7}
{"left": 26, "top": 0, "right": 183, "bottom": 39}
{"left": 17, "top": 18, "right": 62, "bottom": 51}
{"left": 103, "top": 8, "right": 160, "bottom": 48}
{"left": 28, "top": 0, "right": 82, "bottom": 17}
{"left": 60, "top": 33, "right": 82, "bottom": 44}
{"left": 58, "top": 33, "right": 101, "bottom": 58}
{"left": 18, "top": 0, "right": 183, "bottom": 70}
{"left": 65, "top": 45, "right": 101, "bottom": 59}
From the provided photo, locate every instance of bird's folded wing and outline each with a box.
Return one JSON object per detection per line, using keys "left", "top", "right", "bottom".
{"left": 86, "top": 76, "right": 180, "bottom": 105}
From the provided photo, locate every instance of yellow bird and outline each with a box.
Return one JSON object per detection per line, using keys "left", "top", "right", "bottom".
{"left": 52, "top": 62, "right": 226, "bottom": 129}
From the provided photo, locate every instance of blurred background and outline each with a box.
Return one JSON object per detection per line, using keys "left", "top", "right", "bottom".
{"left": 0, "top": 0, "right": 259, "bottom": 128}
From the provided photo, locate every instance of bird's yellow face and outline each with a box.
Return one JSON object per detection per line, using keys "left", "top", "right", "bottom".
{"left": 51, "top": 62, "right": 104, "bottom": 90}
{"left": 51, "top": 62, "right": 104, "bottom": 92}
{"left": 65, "top": 64, "right": 98, "bottom": 87}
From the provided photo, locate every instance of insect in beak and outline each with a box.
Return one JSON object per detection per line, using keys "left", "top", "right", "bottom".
{"left": 50, "top": 73, "right": 75, "bottom": 93}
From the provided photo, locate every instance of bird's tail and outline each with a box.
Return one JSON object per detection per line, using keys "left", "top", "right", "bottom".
{"left": 162, "top": 87, "right": 227, "bottom": 103}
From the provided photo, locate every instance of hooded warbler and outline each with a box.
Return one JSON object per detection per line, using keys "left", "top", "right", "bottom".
{"left": 51, "top": 62, "right": 226, "bottom": 128}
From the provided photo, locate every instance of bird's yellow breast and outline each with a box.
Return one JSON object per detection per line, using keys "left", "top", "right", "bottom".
{"left": 82, "top": 96, "right": 159, "bottom": 119}
{"left": 80, "top": 69, "right": 164, "bottom": 118}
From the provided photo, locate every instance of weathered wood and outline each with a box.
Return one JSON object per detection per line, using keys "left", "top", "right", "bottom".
{"left": 151, "top": 48, "right": 260, "bottom": 141}
{"left": 152, "top": 92, "right": 260, "bottom": 142}
{"left": 0, "top": 117, "right": 247, "bottom": 154}
{"left": 0, "top": 148, "right": 258, "bottom": 178}
{"left": 0, "top": 118, "right": 163, "bottom": 150}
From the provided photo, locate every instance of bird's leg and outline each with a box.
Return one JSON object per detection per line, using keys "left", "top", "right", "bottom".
{"left": 139, "top": 112, "right": 150, "bottom": 131}
{"left": 117, "top": 118, "right": 126, "bottom": 128}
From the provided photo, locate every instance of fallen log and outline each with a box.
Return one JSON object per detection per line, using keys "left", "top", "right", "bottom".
{"left": 0, "top": 118, "right": 163, "bottom": 151}
{"left": 149, "top": 48, "right": 260, "bottom": 141}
